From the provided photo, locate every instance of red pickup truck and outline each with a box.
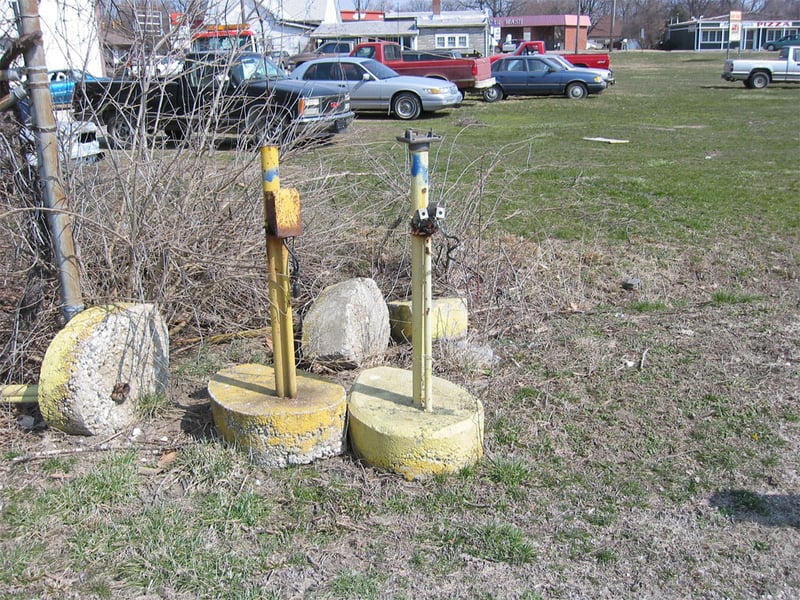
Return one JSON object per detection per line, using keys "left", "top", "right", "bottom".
{"left": 491, "top": 41, "right": 611, "bottom": 70}
{"left": 350, "top": 41, "right": 495, "bottom": 92}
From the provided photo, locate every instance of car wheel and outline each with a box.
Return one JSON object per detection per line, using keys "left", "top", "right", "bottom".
{"left": 749, "top": 72, "right": 770, "bottom": 89}
{"left": 392, "top": 92, "right": 422, "bottom": 120}
{"left": 565, "top": 82, "right": 588, "bottom": 99}
{"left": 765, "top": 44, "right": 776, "bottom": 51}
{"left": 483, "top": 84, "right": 503, "bottom": 103}
{"left": 106, "top": 110, "right": 137, "bottom": 149}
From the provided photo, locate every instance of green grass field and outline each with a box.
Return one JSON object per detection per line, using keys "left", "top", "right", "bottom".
{"left": 299, "top": 51, "right": 798, "bottom": 243}
{"left": 1, "top": 50, "right": 799, "bottom": 599}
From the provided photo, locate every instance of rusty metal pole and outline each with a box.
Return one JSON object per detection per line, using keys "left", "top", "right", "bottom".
{"left": 16, "top": 0, "right": 84, "bottom": 322}
{"left": 397, "top": 129, "right": 441, "bottom": 412}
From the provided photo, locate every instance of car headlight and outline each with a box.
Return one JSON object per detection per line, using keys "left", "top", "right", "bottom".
{"left": 424, "top": 86, "right": 458, "bottom": 95}
{"left": 593, "top": 76, "right": 603, "bottom": 82}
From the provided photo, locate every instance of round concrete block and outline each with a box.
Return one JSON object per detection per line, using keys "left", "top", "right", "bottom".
{"left": 208, "top": 363, "right": 347, "bottom": 467}
{"left": 38, "top": 303, "right": 169, "bottom": 436}
{"left": 348, "top": 366, "right": 484, "bottom": 480}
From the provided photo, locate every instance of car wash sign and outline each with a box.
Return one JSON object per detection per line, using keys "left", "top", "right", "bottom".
{"left": 729, "top": 11, "right": 742, "bottom": 43}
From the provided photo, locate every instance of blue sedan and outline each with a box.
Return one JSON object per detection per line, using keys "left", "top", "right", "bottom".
{"left": 291, "top": 57, "right": 462, "bottom": 120}
{"left": 483, "top": 55, "right": 607, "bottom": 102}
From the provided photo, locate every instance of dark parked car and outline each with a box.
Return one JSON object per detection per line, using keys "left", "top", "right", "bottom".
{"left": 483, "top": 55, "right": 607, "bottom": 102}
{"left": 764, "top": 35, "right": 800, "bottom": 51}
{"left": 287, "top": 41, "right": 355, "bottom": 71}
{"left": 270, "top": 50, "right": 290, "bottom": 69}
{"left": 74, "top": 52, "right": 354, "bottom": 148}
{"left": 49, "top": 69, "right": 108, "bottom": 106}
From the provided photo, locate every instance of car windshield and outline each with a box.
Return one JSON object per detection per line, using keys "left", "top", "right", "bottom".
{"left": 550, "top": 56, "right": 573, "bottom": 69}
{"left": 235, "top": 54, "right": 287, "bottom": 81}
{"left": 539, "top": 57, "right": 566, "bottom": 71}
{"left": 360, "top": 59, "right": 400, "bottom": 80}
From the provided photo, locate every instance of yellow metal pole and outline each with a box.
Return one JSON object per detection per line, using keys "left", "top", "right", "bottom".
{"left": 0, "top": 384, "right": 38, "bottom": 404}
{"left": 261, "top": 147, "right": 297, "bottom": 399}
{"left": 397, "top": 130, "right": 441, "bottom": 412}
{"left": 411, "top": 166, "right": 433, "bottom": 412}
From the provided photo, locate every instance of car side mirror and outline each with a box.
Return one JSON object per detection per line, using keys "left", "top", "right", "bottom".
{"left": 362, "top": 73, "right": 371, "bottom": 81}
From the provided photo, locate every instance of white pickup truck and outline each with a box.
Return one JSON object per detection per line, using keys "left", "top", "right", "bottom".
{"left": 722, "top": 46, "right": 800, "bottom": 89}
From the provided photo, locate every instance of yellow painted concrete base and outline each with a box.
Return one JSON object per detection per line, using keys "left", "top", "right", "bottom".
{"left": 388, "top": 297, "right": 468, "bottom": 342}
{"left": 208, "top": 363, "right": 347, "bottom": 467}
{"left": 38, "top": 303, "right": 169, "bottom": 436}
{"left": 348, "top": 366, "right": 484, "bottom": 480}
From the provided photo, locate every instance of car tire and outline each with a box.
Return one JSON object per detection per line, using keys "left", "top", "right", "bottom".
{"left": 765, "top": 44, "right": 776, "bottom": 51}
{"left": 106, "top": 110, "right": 137, "bottom": 149}
{"left": 392, "top": 92, "right": 422, "bottom": 120}
{"left": 565, "top": 82, "right": 588, "bottom": 99}
{"left": 483, "top": 84, "right": 503, "bottom": 103}
{"left": 749, "top": 72, "right": 770, "bottom": 89}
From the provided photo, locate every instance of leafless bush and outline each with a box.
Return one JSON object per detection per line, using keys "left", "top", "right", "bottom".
{"left": 2, "top": 1, "right": 561, "bottom": 384}
{"left": 3, "top": 86, "right": 616, "bottom": 386}
{"left": 0, "top": 116, "right": 62, "bottom": 382}
{"left": 2, "top": 43, "right": 590, "bottom": 387}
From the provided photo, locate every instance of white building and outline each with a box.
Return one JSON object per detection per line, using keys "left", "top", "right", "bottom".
{"left": 0, "top": 0, "right": 103, "bottom": 74}
{"left": 212, "top": 0, "right": 342, "bottom": 54}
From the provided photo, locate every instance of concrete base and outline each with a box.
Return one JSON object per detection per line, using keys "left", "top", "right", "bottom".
{"left": 387, "top": 297, "right": 468, "bottom": 342}
{"left": 38, "top": 303, "right": 169, "bottom": 436}
{"left": 208, "top": 363, "right": 347, "bottom": 467}
{"left": 348, "top": 366, "right": 484, "bottom": 480}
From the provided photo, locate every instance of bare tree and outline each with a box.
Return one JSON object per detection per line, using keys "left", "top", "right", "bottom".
{"left": 759, "top": 0, "right": 798, "bottom": 17}
{"left": 450, "top": 0, "right": 528, "bottom": 16}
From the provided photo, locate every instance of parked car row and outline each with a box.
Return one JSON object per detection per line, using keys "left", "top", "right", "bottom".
{"left": 290, "top": 57, "right": 463, "bottom": 120}
{"left": 47, "top": 49, "right": 608, "bottom": 155}
{"left": 289, "top": 53, "right": 609, "bottom": 120}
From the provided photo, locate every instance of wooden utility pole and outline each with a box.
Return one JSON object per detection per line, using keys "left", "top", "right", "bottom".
{"left": 610, "top": 0, "right": 617, "bottom": 53}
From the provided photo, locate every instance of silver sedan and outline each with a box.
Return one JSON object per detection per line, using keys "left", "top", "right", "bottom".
{"left": 290, "top": 57, "right": 462, "bottom": 120}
